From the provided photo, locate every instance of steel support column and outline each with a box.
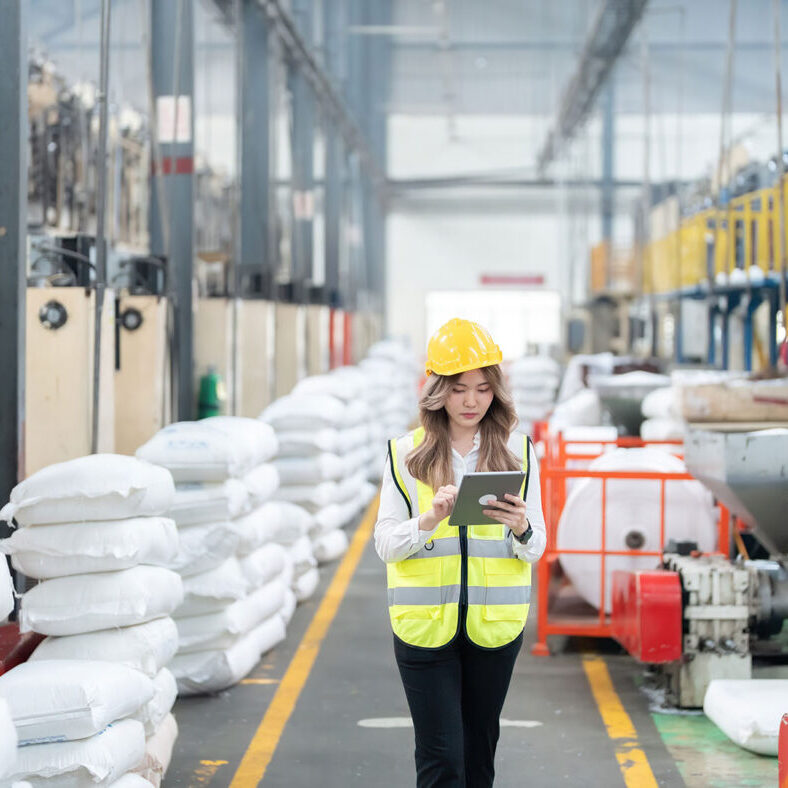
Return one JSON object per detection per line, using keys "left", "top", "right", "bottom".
{"left": 0, "top": 2, "right": 27, "bottom": 509}
{"left": 601, "top": 79, "right": 615, "bottom": 244}
{"left": 149, "top": 0, "right": 195, "bottom": 420}
{"left": 289, "top": 0, "right": 314, "bottom": 304}
{"left": 238, "top": 0, "right": 273, "bottom": 297}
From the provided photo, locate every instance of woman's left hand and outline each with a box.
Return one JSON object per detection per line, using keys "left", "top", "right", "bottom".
{"left": 483, "top": 494, "right": 528, "bottom": 537}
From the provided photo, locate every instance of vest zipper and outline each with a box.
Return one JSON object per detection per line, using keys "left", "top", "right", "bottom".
{"left": 459, "top": 525, "right": 468, "bottom": 610}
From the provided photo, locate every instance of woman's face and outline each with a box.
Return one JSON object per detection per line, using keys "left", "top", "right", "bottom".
{"left": 444, "top": 369, "right": 494, "bottom": 430}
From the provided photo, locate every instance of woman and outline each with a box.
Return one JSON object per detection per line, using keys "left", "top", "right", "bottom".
{"left": 375, "top": 318, "right": 546, "bottom": 788}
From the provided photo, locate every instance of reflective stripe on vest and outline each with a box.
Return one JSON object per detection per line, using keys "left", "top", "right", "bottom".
{"left": 386, "top": 427, "right": 532, "bottom": 650}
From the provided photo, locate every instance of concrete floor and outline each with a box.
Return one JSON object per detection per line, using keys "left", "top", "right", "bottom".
{"left": 167, "top": 516, "right": 779, "bottom": 788}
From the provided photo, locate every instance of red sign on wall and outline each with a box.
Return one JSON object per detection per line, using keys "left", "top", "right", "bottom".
{"left": 480, "top": 274, "right": 545, "bottom": 287}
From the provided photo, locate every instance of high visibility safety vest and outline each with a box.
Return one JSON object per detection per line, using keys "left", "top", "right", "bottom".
{"left": 386, "top": 427, "right": 532, "bottom": 650}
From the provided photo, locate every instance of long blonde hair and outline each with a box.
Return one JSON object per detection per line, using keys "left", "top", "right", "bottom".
{"left": 405, "top": 364, "right": 520, "bottom": 490}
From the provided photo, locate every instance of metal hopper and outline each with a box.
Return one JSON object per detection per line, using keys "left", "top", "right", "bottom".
{"left": 684, "top": 428, "right": 788, "bottom": 557}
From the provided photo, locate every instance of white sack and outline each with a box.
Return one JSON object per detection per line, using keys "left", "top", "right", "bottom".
{"left": 0, "top": 558, "right": 13, "bottom": 622}
{"left": 132, "top": 712, "right": 178, "bottom": 788}
{"left": 30, "top": 617, "right": 179, "bottom": 678}
{"left": 176, "top": 580, "right": 286, "bottom": 653}
{"left": 0, "top": 698, "right": 17, "bottom": 777}
{"left": 172, "top": 617, "right": 285, "bottom": 695}
{"left": 313, "top": 529, "right": 349, "bottom": 564}
{"left": 274, "top": 482, "right": 339, "bottom": 510}
{"left": 0, "top": 456, "right": 174, "bottom": 527}
{"left": 278, "top": 555, "right": 295, "bottom": 591}
{"left": 289, "top": 536, "right": 317, "bottom": 576}
{"left": 2, "top": 517, "right": 179, "bottom": 580}
{"left": 703, "top": 679, "right": 787, "bottom": 756}
{"left": 640, "top": 418, "right": 685, "bottom": 442}
{"left": 167, "top": 520, "right": 239, "bottom": 577}
{"left": 549, "top": 389, "right": 603, "bottom": 430}
{"left": 108, "top": 774, "right": 153, "bottom": 788}
{"left": 272, "top": 503, "right": 314, "bottom": 543}
{"left": 557, "top": 449, "right": 717, "bottom": 613}
{"left": 136, "top": 422, "right": 251, "bottom": 482}
{"left": 233, "top": 502, "right": 290, "bottom": 555}
{"left": 293, "top": 566, "right": 320, "bottom": 602}
{"left": 335, "top": 472, "right": 366, "bottom": 504}
{"left": 132, "top": 668, "right": 177, "bottom": 737}
{"left": 0, "top": 660, "right": 153, "bottom": 745}
{"left": 262, "top": 394, "right": 347, "bottom": 431}
{"left": 6, "top": 718, "right": 145, "bottom": 787}
{"left": 201, "top": 416, "right": 278, "bottom": 464}
{"left": 239, "top": 543, "right": 288, "bottom": 587}
{"left": 21, "top": 566, "right": 183, "bottom": 636}
{"left": 274, "top": 428, "right": 341, "bottom": 457}
{"left": 642, "top": 386, "right": 680, "bottom": 419}
{"left": 278, "top": 588, "right": 297, "bottom": 627}
{"left": 177, "top": 558, "right": 249, "bottom": 617}
{"left": 242, "top": 464, "right": 280, "bottom": 506}
{"left": 310, "top": 504, "right": 344, "bottom": 537}
{"left": 168, "top": 480, "right": 248, "bottom": 526}
{"left": 273, "top": 454, "right": 344, "bottom": 485}
{"left": 292, "top": 373, "right": 360, "bottom": 402}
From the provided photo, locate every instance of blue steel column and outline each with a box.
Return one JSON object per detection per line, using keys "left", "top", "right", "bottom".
{"left": 149, "top": 0, "right": 195, "bottom": 419}
{"left": 323, "top": 0, "right": 344, "bottom": 308}
{"left": 601, "top": 80, "right": 615, "bottom": 245}
{"left": 0, "top": 2, "right": 27, "bottom": 510}
{"left": 238, "top": 0, "right": 272, "bottom": 297}
{"left": 289, "top": 0, "right": 314, "bottom": 303}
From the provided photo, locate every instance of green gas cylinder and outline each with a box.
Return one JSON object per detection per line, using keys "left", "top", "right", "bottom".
{"left": 198, "top": 368, "right": 226, "bottom": 418}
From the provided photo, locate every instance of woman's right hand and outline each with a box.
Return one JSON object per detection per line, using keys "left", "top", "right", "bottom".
{"left": 418, "top": 485, "right": 458, "bottom": 531}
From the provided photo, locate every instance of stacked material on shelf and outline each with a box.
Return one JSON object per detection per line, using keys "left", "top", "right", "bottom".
{"left": 507, "top": 356, "right": 561, "bottom": 435}
{"left": 0, "top": 660, "right": 151, "bottom": 785}
{"left": 138, "top": 418, "right": 289, "bottom": 696}
{"left": 0, "top": 454, "right": 181, "bottom": 785}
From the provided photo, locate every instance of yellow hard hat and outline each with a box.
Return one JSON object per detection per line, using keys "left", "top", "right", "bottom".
{"left": 425, "top": 318, "right": 503, "bottom": 376}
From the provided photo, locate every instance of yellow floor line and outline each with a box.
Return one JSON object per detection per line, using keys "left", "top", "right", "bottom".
{"left": 582, "top": 656, "right": 659, "bottom": 788}
{"left": 229, "top": 495, "right": 379, "bottom": 787}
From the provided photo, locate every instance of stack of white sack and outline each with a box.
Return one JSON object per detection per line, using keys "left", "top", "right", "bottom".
{"left": 548, "top": 388, "right": 604, "bottom": 432}
{"left": 0, "top": 660, "right": 158, "bottom": 785}
{"left": 640, "top": 385, "right": 685, "bottom": 442}
{"left": 358, "top": 340, "right": 420, "bottom": 480}
{"left": 0, "top": 455, "right": 182, "bottom": 786}
{"left": 137, "top": 417, "right": 290, "bottom": 696}
{"left": 508, "top": 356, "right": 561, "bottom": 435}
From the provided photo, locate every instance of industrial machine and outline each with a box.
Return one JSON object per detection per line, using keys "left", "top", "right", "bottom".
{"left": 611, "top": 427, "right": 788, "bottom": 707}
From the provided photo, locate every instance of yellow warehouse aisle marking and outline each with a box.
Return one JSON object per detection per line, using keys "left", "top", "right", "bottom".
{"left": 582, "top": 656, "right": 659, "bottom": 788}
{"left": 229, "top": 495, "right": 379, "bottom": 787}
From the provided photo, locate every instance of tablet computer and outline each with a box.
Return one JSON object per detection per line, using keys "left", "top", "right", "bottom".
{"left": 448, "top": 471, "right": 526, "bottom": 527}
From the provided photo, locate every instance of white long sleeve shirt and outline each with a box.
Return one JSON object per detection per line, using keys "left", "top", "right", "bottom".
{"left": 375, "top": 430, "right": 547, "bottom": 564}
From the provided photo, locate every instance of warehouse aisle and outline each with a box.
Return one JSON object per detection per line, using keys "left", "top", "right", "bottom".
{"left": 167, "top": 502, "right": 690, "bottom": 787}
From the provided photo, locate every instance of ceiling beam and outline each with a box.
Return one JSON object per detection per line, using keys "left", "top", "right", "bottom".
{"left": 536, "top": 0, "right": 649, "bottom": 174}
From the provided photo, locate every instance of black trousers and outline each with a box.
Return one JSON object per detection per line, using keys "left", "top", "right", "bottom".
{"left": 394, "top": 629, "right": 523, "bottom": 788}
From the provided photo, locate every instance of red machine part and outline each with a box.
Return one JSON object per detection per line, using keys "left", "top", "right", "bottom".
{"left": 611, "top": 569, "right": 683, "bottom": 663}
{"left": 0, "top": 624, "right": 44, "bottom": 676}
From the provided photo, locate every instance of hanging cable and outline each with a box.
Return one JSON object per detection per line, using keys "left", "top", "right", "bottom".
{"left": 773, "top": 0, "right": 787, "bottom": 357}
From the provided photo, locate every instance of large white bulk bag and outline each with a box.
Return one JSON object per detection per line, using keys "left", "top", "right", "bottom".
{"left": 273, "top": 454, "right": 345, "bottom": 485}
{"left": 278, "top": 588, "right": 297, "bottom": 627}
{"left": 642, "top": 386, "right": 680, "bottom": 419}
{"left": 289, "top": 536, "right": 317, "bottom": 576}
{"left": 201, "top": 416, "right": 278, "bottom": 464}
{"left": 132, "top": 668, "right": 177, "bottom": 737}
{"left": 1, "top": 517, "right": 179, "bottom": 580}
{"left": 172, "top": 617, "right": 285, "bottom": 695}
{"left": 132, "top": 713, "right": 178, "bottom": 788}
{"left": 262, "top": 394, "right": 347, "bottom": 431}
{"left": 703, "top": 679, "right": 787, "bottom": 755}
{"left": 233, "top": 502, "right": 284, "bottom": 555}
{"left": 177, "top": 558, "right": 249, "bottom": 617}
{"left": 0, "top": 456, "right": 174, "bottom": 527}
{"left": 136, "top": 422, "right": 252, "bottom": 482}
{"left": 640, "top": 417, "right": 685, "bottom": 442}
{"left": 239, "top": 543, "right": 288, "bottom": 587}
{"left": 0, "top": 557, "right": 14, "bottom": 621}
{"left": 168, "top": 480, "right": 248, "bottom": 526}
{"left": 276, "top": 482, "right": 340, "bottom": 509}
{"left": 0, "top": 660, "right": 154, "bottom": 745}
{"left": 0, "top": 697, "right": 17, "bottom": 777}
{"left": 30, "top": 617, "right": 178, "bottom": 678}
{"left": 176, "top": 580, "right": 286, "bottom": 653}
{"left": 557, "top": 449, "right": 717, "bottom": 613}
{"left": 167, "top": 520, "right": 239, "bottom": 577}
{"left": 21, "top": 567, "right": 183, "bottom": 636}
{"left": 242, "top": 464, "right": 280, "bottom": 506}
{"left": 6, "top": 718, "right": 145, "bottom": 786}
{"left": 313, "top": 529, "right": 349, "bottom": 564}
{"left": 293, "top": 566, "right": 319, "bottom": 602}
